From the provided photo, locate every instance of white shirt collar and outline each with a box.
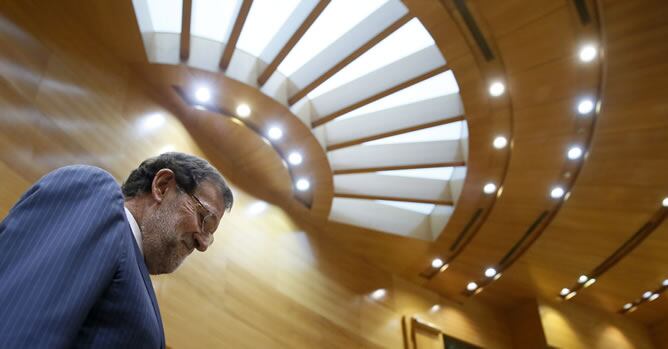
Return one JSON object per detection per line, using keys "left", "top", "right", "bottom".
{"left": 124, "top": 206, "right": 143, "bottom": 255}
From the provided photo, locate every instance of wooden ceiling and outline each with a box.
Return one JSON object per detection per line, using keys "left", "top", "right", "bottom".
{"left": 1, "top": 0, "right": 667, "bottom": 330}
{"left": 413, "top": 0, "right": 668, "bottom": 326}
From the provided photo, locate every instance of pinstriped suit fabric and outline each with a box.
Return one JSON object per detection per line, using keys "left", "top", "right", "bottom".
{"left": 0, "top": 165, "right": 165, "bottom": 349}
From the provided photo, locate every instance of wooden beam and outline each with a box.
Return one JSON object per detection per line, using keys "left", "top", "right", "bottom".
{"left": 179, "top": 0, "right": 192, "bottom": 61}
{"left": 311, "top": 65, "right": 449, "bottom": 128}
{"left": 333, "top": 161, "right": 466, "bottom": 175}
{"left": 327, "top": 115, "right": 465, "bottom": 151}
{"left": 257, "top": 0, "right": 330, "bottom": 86}
{"left": 334, "top": 193, "right": 453, "bottom": 206}
{"left": 288, "top": 14, "right": 413, "bottom": 106}
{"left": 219, "top": 0, "right": 253, "bottom": 70}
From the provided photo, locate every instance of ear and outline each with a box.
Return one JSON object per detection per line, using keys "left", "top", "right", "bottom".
{"left": 151, "top": 168, "right": 176, "bottom": 203}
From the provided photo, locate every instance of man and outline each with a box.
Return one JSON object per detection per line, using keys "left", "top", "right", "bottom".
{"left": 0, "top": 152, "right": 233, "bottom": 348}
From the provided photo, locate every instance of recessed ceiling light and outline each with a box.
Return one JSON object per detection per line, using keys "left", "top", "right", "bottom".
{"left": 643, "top": 291, "right": 652, "bottom": 299}
{"left": 567, "top": 146, "right": 583, "bottom": 160}
{"left": 430, "top": 304, "right": 441, "bottom": 313}
{"left": 140, "top": 113, "right": 165, "bottom": 131}
{"left": 577, "top": 275, "right": 589, "bottom": 284}
{"left": 236, "top": 103, "right": 251, "bottom": 118}
{"left": 551, "top": 187, "right": 565, "bottom": 199}
{"left": 246, "top": 201, "right": 268, "bottom": 216}
{"left": 268, "top": 126, "right": 283, "bottom": 140}
{"left": 466, "top": 282, "right": 478, "bottom": 292}
{"left": 493, "top": 136, "right": 508, "bottom": 149}
{"left": 662, "top": 198, "right": 668, "bottom": 207}
{"left": 577, "top": 99, "right": 595, "bottom": 115}
{"left": 663, "top": 279, "right": 668, "bottom": 286}
{"left": 296, "top": 178, "right": 310, "bottom": 191}
{"left": 483, "top": 183, "right": 497, "bottom": 194}
{"left": 584, "top": 278, "right": 596, "bottom": 288}
{"left": 431, "top": 258, "right": 444, "bottom": 269}
{"left": 288, "top": 152, "right": 303, "bottom": 165}
{"left": 560, "top": 288, "right": 571, "bottom": 296}
{"left": 489, "top": 81, "right": 505, "bottom": 97}
{"left": 195, "top": 87, "right": 211, "bottom": 103}
{"left": 565, "top": 291, "right": 577, "bottom": 300}
{"left": 649, "top": 293, "right": 660, "bottom": 302}
{"left": 623, "top": 303, "right": 633, "bottom": 310}
{"left": 484, "top": 267, "right": 497, "bottom": 278}
{"left": 579, "top": 44, "right": 598, "bottom": 62}
{"left": 370, "top": 288, "right": 386, "bottom": 300}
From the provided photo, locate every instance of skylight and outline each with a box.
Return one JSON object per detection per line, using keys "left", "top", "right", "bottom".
{"left": 191, "top": 0, "right": 240, "bottom": 42}
{"left": 334, "top": 70, "right": 459, "bottom": 121}
{"left": 141, "top": 0, "right": 183, "bottom": 33}
{"left": 376, "top": 200, "right": 435, "bottom": 215}
{"left": 376, "top": 167, "right": 454, "bottom": 181}
{"left": 363, "top": 121, "right": 463, "bottom": 146}
{"left": 236, "top": 0, "right": 300, "bottom": 57}
{"left": 277, "top": 0, "right": 388, "bottom": 76}
{"left": 308, "top": 18, "right": 435, "bottom": 99}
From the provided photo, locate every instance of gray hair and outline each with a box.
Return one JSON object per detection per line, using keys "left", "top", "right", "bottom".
{"left": 122, "top": 152, "right": 233, "bottom": 212}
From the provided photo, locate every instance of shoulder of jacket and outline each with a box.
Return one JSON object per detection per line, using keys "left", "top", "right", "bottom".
{"left": 44, "top": 165, "right": 118, "bottom": 185}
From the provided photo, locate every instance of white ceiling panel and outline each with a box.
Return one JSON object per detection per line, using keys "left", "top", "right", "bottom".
{"left": 310, "top": 45, "right": 445, "bottom": 120}
{"left": 329, "top": 197, "right": 432, "bottom": 240}
{"left": 191, "top": 0, "right": 240, "bottom": 42}
{"left": 328, "top": 140, "right": 463, "bottom": 171}
{"left": 277, "top": 0, "right": 388, "bottom": 76}
{"left": 236, "top": 0, "right": 300, "bottom": 56}
{"left": 258, "top": 0, "right": 319, "bottom": 63}
{"left": 135, "top": 0, "right": 183, "bottom": 34}
{"left": 334, "top": 69, "right": 459, "bottom": 122}
{"left": 449, "top": 167, "right": 467, "bottom": 202}
{"left": 308, "top": 17, "right": 435, "bottom": 99}
{"left": 325, "top": 93, "right": 463, "bottom": 146}
{"left": 363, "top": 121, "right": 463, "bottom": 146}
{"left": 376, "top": 201, "right": 435, "bottom": 215}
{"left": 289, "top": 0, "right": 408, "bottom": 91}
{"left": 429, "top": 205, "right": 454, "bottom": 240}
{"left": 334, "top": 173, "right": 451, "bottom": 202}
{"left": 377, "top": 167, "right": 455, "bottom": 181}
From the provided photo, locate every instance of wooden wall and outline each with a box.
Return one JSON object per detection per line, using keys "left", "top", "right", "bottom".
{"left": 538, "top": 299, "right": 655, "bottom": 349}
{"left": 0, "top": 1, "right": 663, "bottom": 348}
{"left": 649, "top": 318, "right": 668, "bottom": 349}
{"left": 0, "top": 2, "right": 515, "bottom": 348}
{"left": 507, "top": 300, "right": 548, "bottom": 348}
{"left": 153, "top": 189, "right": 517, "bottom": 348}
{"left": 0, "top": 1, "right": 201, "bottom": 197}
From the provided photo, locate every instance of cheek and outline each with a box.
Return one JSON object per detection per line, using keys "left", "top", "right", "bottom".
{"left": 169, "top": 202, "right": 192, "bottom": 227}
{"left": 170, "top": 211, "right": 199, "bottom": 238}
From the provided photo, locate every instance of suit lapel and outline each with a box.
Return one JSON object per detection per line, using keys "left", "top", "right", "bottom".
{"left": 123, "top": 216, "right": 166, "bottom": 349}
{"left": 132, "top": 242, "right": 166, "bottom": 348}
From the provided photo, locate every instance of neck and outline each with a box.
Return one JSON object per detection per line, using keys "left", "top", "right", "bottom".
{"left": 124, "top": 196, "right": 148, "bottom": 226}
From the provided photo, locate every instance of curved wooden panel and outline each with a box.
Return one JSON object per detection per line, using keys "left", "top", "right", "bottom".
{"left": 397, "top": 0, "right": 515, "bottom": 290}
{"left": 132, "top": 63, "right": 334, "bottom": 221}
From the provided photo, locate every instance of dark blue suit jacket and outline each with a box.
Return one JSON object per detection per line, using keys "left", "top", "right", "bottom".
{"left": 0, "top": 165, "right": 165, "bottom": 348}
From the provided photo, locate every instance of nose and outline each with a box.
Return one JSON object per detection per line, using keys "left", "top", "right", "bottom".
{"left": 194, "top": 232, "right": 213, "bottom": 252}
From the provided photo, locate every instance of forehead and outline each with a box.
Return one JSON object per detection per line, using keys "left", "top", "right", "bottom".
{"left": 193, "top": 180, "right": 226, "bottom": 219}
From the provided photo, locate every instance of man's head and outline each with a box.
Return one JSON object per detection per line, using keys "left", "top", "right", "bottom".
{"left": 122, "top": 152, "right": 233, "bottom": 275}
